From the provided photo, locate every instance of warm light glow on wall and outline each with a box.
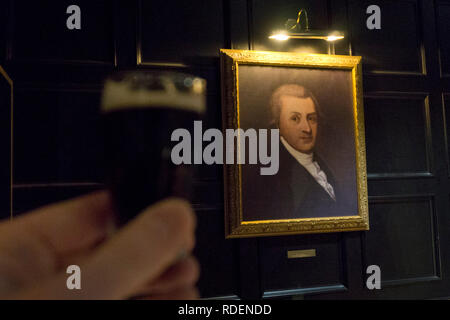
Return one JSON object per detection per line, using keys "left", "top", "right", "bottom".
{"left": 268, "top": 32, "right": 290, "bottom": 41}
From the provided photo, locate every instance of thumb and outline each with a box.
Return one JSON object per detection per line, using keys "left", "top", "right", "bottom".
{"left": 82, "top": 198, "right": 197, "bottom": 299}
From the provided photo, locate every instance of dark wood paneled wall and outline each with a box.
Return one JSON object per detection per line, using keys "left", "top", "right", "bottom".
{"left": 1, "top": 0, "right": 449, "bottom": 299}
{"left": 0, "top": 67, "right": 12, "bottom": 222}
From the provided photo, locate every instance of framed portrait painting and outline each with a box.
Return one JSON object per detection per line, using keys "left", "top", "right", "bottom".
{"left": 220, "top": 49, "right": 369, "bottom": 238}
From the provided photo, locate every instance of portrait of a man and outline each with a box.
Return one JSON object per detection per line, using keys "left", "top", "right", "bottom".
{"left": 238, "top": 65, "right": 359, "bottom": 222}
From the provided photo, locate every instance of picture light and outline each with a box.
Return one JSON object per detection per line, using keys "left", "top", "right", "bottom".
{"left": 269, "top": 9, "right": 345, "bottom": 42}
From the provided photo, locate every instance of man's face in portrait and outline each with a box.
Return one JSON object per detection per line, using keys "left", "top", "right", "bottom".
{"left": 279, "top": 95, "right": 318, "bottom": 154}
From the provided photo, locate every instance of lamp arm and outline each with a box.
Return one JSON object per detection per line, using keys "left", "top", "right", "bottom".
{"left": 291, "top": 9, "right": 309, "bottom": 31}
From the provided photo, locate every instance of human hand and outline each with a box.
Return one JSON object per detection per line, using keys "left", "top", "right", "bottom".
{"left": 0, "top": 191, "right": 199, "bottom": 300}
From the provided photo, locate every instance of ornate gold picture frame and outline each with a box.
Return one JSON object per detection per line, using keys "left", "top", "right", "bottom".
{"left": 220, "top": 49, "right": 369, "bottom": 238}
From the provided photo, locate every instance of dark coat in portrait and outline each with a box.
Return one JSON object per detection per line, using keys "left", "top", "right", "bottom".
{"left": 242, "top": 143, "right": 351, "bottom": 221}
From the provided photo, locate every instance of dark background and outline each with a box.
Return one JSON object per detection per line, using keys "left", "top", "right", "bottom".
{"left": 1, "top": 0, "right": 450, "bottom": 299}
{"left": 0, "top": 68, "right": 11, "bottom": 223}
{"left": 238, "top": 65, "right": 357, "bottom": 213}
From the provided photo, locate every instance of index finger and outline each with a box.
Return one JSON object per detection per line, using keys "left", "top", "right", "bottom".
{"left": 0, "top": 190, "right": 117, "bottom": 255}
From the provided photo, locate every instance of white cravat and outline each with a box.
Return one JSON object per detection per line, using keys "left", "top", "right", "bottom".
{"left": 280, "top": 137, "right": 336, "bottom": 201}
